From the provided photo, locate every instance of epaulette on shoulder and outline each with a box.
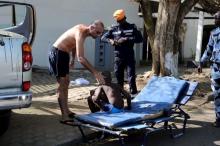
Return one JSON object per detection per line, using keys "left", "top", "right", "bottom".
{"left": 111, "top": 23, "right": 119, "bottom": 28}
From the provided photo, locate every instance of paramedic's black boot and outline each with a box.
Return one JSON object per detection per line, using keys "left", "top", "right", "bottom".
{"left": 130, "top": 87, "right": 137, "bottom": 94}
{"left": 130, "top": 88, "right": 138, "bottom": 99}
{"left": 213, "top": 119, "right": 220, "bottom": 127}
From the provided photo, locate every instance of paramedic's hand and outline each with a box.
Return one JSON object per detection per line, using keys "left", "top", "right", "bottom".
{"left": 117, "top": 37, "right": 128, "bottom": 44}
{"left": 94, "top": 72, "right": 105, "bottom": 85}
{"left": 69, "top": 60, "right": 74, "bottom": 69}
{"left": 109, "top": 39, "right": 115, "bottom": 46}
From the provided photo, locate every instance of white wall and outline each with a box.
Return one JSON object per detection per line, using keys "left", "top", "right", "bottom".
{"left": 11, "top": 0, "right": 143, "bottom": 68}
{"left": 183, "top": 12, "right": 214, "bottom": 59}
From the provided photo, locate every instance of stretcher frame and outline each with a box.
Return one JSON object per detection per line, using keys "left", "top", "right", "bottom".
{"left": 64, "top": 99, "right": 191, "bottom": 146}
{"left": 62, "top": 77, "right": 197, "bottom": 146}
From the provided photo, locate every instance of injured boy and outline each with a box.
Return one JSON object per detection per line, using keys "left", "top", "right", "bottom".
{"left": 87, "top": 71, "right": 131, "bottom": 113}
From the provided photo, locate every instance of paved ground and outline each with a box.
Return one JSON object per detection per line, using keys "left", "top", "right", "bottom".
{"left": 0, "top": 67, "right": 148, "bottom": 146}
{"left": 0, "top": 66, "right": 219, "bottom": 146}
{"left": 0, "top": 68, "right": 100, "bottom": 146}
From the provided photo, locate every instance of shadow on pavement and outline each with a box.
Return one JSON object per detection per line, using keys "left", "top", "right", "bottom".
{"left": 68, "top": 119, "right": 220, "bottom": 146}
{"left": 0, "top": 100, "right": 91, "bottom": 146}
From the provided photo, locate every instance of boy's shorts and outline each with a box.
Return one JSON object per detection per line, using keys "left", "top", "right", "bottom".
{"left": 104, "top": 104, "right": 123, "bottom": 113}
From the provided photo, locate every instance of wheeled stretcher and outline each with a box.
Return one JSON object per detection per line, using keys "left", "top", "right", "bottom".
{"left": 63, "top": 76, "right": 198, "bottom": 146}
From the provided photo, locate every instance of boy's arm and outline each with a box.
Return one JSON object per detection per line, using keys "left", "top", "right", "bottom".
{"left": 120, "top": 87, "right": 131, "bottom": 110}
{"left": 92, "top": 86, "right": 102, "bottom": 103}
{"left": 92, "top": 86, "right": 107, "bottom": 110}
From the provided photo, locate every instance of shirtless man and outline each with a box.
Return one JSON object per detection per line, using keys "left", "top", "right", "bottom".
{"left": 48, "top": 20, "right": 105, "bottom": 122}
{"left": 87, "top": 71, "right": 131, "bottom": 113}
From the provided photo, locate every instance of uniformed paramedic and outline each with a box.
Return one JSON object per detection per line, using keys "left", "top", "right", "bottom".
{"left": 198, "top": 11, "right": 220, "bottom": 127}
{"left": 101, "top": 9, "right": 143, "bottom": 96}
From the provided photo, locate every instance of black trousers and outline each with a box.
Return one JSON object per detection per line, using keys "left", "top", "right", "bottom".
{"left": 114, "top": 57, "right": 137, "bottom": 93}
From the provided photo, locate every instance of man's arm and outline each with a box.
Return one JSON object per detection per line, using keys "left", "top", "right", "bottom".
{"left": 70, "top": 48, "right": 76, "bottom": 69}
{"left": 75, "top": 30, "right": 104, "bottom": 84}
{"left": 101, "top": 29, "right": 115, "bottom": 45}
{"left": 201, "top": 33, "right": 214, "bottom": 63}
{"left": 198, "top": 32, "right": 214, "bottom": 73}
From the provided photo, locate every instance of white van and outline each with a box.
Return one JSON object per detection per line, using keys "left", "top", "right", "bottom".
{"left": 0, "top": 1, "right": 36, "bottom": 135}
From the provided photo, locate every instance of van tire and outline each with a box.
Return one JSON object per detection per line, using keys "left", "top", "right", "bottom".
{"left": 0, "top": 110, "right": 11, "bottom": 136}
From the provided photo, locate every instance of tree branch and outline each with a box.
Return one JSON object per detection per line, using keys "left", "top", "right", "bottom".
{"left": 139, "top": 0, "right": 155, "bottom": 48}
{"left": 199, "top": 0, "right": 220, "bottom": 14}
{"left": 178, "top": 0, "right": 199, "bottom": 23}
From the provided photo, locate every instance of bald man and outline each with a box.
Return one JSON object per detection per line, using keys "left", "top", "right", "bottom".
{"left": 49, "top": 20, "right": 105, "bottom": 122}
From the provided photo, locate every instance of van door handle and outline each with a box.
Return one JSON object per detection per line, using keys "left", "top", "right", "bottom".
{"left": 0, "top": 40, "right": 5, "bottom": 46}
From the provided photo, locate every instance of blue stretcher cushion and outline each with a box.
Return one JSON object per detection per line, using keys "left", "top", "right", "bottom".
{"left": 76, "top": 76, "right": 195, "bottom": 128}
{"left": 132, "top": 76, "right": 188, "bottom": 103}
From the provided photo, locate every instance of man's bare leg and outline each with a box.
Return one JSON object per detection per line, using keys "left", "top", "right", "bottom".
{"left": 57, "top": 76, "right": 71, "bottom": 120}
{"left": 63, "top": 75, "right": 73, "bottom": 115}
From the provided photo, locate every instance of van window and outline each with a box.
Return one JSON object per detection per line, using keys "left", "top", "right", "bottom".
{"left": 0, "top": 4, "right": 26, "bottom": 29}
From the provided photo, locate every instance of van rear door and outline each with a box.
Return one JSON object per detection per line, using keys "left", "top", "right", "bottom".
{"left": 0, "top": 34, "right": 23, "bottom": 89}
{"left": 0, "top": 2, "right": 35, "bottom": 91}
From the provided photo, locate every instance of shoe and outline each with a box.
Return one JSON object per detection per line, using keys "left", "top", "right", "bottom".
{"left": 59, "top": 119, "right": 74, "bottom": 124}
{"left": 130, "top": 90, "right": 139, "bottom": 100}
{"left": 213, "top": 119, "right": 220, "bottom": 127}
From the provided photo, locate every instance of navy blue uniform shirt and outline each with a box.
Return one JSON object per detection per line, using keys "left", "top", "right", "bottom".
{"left": 101, "top": 21, "right": 143, "bottom": 59}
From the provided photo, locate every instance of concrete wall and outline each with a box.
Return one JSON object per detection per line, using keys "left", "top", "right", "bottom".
{"left": 6, "top": 1, "right": 215, "bottom": 65}
{"left": 183, "top": 12, "right": 214, "bottom": 60}
{"left": 10, "top": 0, "right": 143, "bottom": 68}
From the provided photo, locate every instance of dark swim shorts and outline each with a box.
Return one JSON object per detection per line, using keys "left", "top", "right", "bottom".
{"left": 48, "top": 46, "right": 70, "bottom": 78}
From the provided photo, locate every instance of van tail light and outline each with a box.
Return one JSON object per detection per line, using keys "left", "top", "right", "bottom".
{"left": 22, "top": 81, "right": 31, "bottom": 91}
{"left": 22, "top": 42, "right": 33, "bottom": 71}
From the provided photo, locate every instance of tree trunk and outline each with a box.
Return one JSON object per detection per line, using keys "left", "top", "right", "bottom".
{"left": 139, "top": 0, "right": 199, "bottom": 77}
{"left": 152, "top": 0, "right": 181, "bottom": 76}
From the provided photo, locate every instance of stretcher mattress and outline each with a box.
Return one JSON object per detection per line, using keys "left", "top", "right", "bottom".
{"left": 76, "top": 76, "right": 195, "bottom": 128}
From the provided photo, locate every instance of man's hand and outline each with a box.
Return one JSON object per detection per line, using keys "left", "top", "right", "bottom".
{"left": 94, "top": 72, "right": 105, "bottom": 85}
{"left": 69, "top": 60, "right": 74, "bottom": 69}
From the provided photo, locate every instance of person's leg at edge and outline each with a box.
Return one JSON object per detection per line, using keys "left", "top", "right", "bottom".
{"left": 211, "top": 77, "right": 220, "bottom": 127}
{"left": 214, "top": 95, "right": 220, "bottom": 127}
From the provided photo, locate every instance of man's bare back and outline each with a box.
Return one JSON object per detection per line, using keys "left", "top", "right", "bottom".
{"left": 53, "top": 24, "right": 88, "bottom": 53}
{"left": 52, "top": 20, "right": 105, "bottom": 82}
